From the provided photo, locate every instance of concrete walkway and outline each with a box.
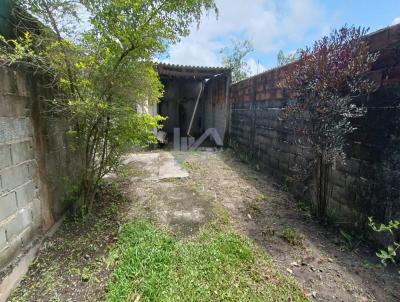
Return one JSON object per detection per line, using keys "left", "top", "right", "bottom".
{"left": 123, "top": 151, "right": 212, "bottom": 236}
{"left": 122, "top": 152, "right": 189, "bottom": 181}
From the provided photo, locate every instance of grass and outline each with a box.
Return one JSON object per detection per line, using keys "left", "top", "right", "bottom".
{"left": 106, "top": 221, "right": 308, "bottom": 302}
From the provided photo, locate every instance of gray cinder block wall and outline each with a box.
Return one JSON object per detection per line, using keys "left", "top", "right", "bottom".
{"left": 229, "top": 24, "right": 400, "bottom": 234}
{"left": 0, "top": 66, "right": 78, "bottom": 272}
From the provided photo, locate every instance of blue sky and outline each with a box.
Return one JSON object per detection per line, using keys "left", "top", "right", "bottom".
{"left": 164, "top": 0, "right": 400, "bottom": 75}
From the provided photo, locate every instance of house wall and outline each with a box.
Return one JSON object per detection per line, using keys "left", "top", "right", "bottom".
{"left": 0, "top": 66, "right": 78, "bottom": 272}
{"left": 229, "top": 24, "right": 400, "bottom": 233}
{"left": 159, "top": 75, "right": 229, "bottom": 143}
{"left": 159, "top": 78, "right": 203, "bottom": 137}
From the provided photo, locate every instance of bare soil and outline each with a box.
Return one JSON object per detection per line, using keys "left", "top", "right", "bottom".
{"left": 171, "top": 150, "right": 400, "bottom": 302}
{"left": 7, "top": 185, "right": 127, "bottom": 302}
{"left": 7, "top": 149, "right": 400, "bottom": 302}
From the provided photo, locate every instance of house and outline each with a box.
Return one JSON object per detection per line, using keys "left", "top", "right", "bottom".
{"left": 154, "top": 63, "right": 231, "bottom": 147}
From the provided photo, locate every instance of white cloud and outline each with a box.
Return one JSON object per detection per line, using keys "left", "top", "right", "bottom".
{"left": 165, "top": 0, "right": 328, "bottom": 69}
{"left": 166, "top": 39, "right": 222, "bottom": 67}
{"left": 392, "top": 17, "right": 400, "bottom": 25}
{"left": 247, "top": 58, "right": 267, "bottom": 76}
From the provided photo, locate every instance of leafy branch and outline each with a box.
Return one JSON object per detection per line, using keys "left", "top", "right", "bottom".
{"left": 369, "top": 217, "right": 400, "bottom": 265}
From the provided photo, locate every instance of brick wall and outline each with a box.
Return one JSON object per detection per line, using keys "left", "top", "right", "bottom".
{"left": 0, "top": 66, "right": 78, "bottom": 271}
{"left": 229, "top": 24, "right": 400, "bottom": 232}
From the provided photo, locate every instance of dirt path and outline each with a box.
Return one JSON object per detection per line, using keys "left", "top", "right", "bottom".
{"left": 122, "top": 150, "right": 399, "bottom": 302}
{"left": 7, "top": 149, "right": 399, "bottom": 301}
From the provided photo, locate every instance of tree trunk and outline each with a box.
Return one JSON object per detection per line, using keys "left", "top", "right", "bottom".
{"left": 315, "top": 152, "right": 331, "bottom": 219}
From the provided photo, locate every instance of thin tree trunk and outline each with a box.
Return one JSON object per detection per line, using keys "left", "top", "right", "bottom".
{"left": 316, "top": 151, "right": 331, "bottom": 219}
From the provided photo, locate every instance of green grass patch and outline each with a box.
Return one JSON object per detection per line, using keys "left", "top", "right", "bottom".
{"left": 106, "top": 221, "right": 308, "bottom": 302}
{"left": 281, "top": 226, "right": 304, "bottom": 247}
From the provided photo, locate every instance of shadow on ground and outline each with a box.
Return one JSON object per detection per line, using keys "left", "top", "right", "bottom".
{"left": 7, "top": 149, "right": 399, "bottom": 302}
{"left": 186, "top": 149, "right": 400, "bottom": 302}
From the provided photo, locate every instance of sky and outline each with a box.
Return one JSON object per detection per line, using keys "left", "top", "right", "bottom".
{"left": 162, "top": 0, "right": 400, "bottom": 75}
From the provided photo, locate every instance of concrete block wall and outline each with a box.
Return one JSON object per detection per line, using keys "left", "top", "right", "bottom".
{"left": 0, "top": 67, "right": 40, "bottom": 269}
{"left": 229, "top": 24, "right": 400, "bottom": 231}
{"left": 0, "top": 66, "right": 78, "bottom": 272}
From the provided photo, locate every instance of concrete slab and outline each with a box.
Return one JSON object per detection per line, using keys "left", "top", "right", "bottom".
{"left": 122, "top": 152, "right": 188, "bottom": 181}
{"left": 158, "top": 152, "right": 189, "bottom": 179}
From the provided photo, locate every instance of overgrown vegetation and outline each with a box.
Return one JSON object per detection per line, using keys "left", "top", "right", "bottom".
{"left": 281, "top": 26, "right": 379, "bottom": 219}
{"left": 0, "top": 0, "right": 217, "bottom": 214}
{"left": 106, "top": 221, "right": 307, "bottom": 302}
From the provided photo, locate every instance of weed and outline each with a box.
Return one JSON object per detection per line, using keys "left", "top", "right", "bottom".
{"left": 282, "top": 176, "right": 291, "bottom": 192}
{"left": 211, "top": 202, "right": 231, "bottom": 226}
{"left": 281, "top": 226, "right": 304, "bottom": 247}
{"left": 339, "top": 229, "right": 363, "bottom": 251}
{"left": 248, "top": 202, "right": 262, "bottom": 214}
{"left": 255, "top": 193, "right": 266, "bottom": 202}
{"left": 362, "top": 260, "right": 380, "bottom": 270}
{"left": 326, "top": 208, "right": 338, "bottom": 225}
{"left": 182, "top": 160, "right": 194, "bottom": 171}
{"left": 296, "top": 200, "right": 310, "bottom": 212}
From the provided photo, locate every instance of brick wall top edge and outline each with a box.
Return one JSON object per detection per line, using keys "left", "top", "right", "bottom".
{"left": 230, "top": 23, "right": 400, "bottom": 92}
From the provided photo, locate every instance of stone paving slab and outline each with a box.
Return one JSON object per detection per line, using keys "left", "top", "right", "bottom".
{"left": 122, "top": 152, "right": 188, "bottom": 181}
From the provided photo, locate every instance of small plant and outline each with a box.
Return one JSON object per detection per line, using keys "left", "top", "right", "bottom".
{"left": 282, "top": 176, "right": 291, "bottom": 192}
{"left": 326, "top": 208, "right": 338, "bottom": 225}
{"left": 255, "top": 193, "right": 266, "bottom": 202}
{"left": 281, "top": 226, "right": 304, "bottom": 247}
{"left": 296, "top": 200, "right": 310, "bottom": 212}
{"left": 369, "top": 217, "right": 400, "bottom": 265}
{"left": 339, "top": 229, "right": 363, "bottom": 251}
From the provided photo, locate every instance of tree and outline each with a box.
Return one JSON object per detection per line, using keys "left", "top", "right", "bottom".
{"left": 220, "top": 38, "right": 253, "bottom": 83}
{"left": 1, "top": 0, "right": 217, "bottom": 214}
{"left": 277, "top": 49, "right": 299, "bottom": 66}
{"left": 281, "top": 26, "right": 379, "bottom": 219}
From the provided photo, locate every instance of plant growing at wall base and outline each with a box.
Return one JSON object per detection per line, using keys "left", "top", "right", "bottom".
{"left": 369, "top": 217, "right": 400, "bottom": 265}
{"left": 280, "top": 26, "right": 379, "bottom": 219}
{"left": 0, "top": 0, "right": 217, "bottom": 214}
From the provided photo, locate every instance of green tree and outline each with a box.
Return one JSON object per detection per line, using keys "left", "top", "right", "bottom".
{"left": 1, "top": 0, "right": 217, "bottom": 214}
{"left": 220, "top": 38, "right": 253, "bottom": 83}
{"left": 277, "top": 49, "right": 299, "bottom": 66}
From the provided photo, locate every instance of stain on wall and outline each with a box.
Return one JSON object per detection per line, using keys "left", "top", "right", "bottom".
{"left": 0, "top": 67, "right": 78, "bottom": 271}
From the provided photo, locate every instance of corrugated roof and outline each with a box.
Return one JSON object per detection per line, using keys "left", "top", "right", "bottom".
{"left": 155, "top": 63, "right": 230, "bottom": 79}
